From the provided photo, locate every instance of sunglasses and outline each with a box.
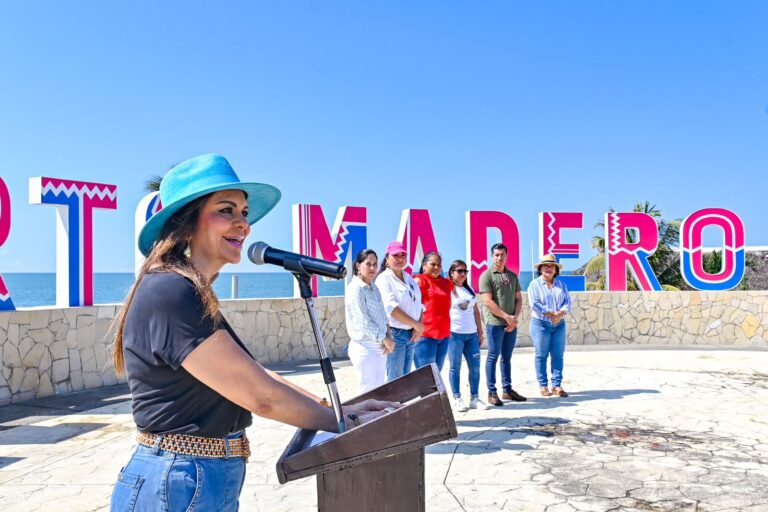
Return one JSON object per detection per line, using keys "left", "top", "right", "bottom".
{"left": 452, "top": 269, "right": 468, "bottom": 274}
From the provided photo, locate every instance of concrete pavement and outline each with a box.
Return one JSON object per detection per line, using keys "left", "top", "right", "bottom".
{"left": 1, "top": 346, "right": 767, "bottom": 511}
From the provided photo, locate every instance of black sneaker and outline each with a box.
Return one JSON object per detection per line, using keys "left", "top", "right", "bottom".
{"left": 487, "top": 392, "right": 504, "bottom": 406}
{"left": 502, "top": 388, "right": 527, "bottom": 402}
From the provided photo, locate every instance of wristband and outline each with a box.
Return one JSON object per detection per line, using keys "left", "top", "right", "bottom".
{"left": 346, "top": 413, "right": 361, "bottom": 427}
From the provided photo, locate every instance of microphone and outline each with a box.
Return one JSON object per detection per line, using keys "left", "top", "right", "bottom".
{"left": 248, "top": 242, "right": 347, "bottom": 280}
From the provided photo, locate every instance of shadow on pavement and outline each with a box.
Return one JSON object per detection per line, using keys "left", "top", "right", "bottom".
{"left": 466, "top": 388, "right": 660, "bottom": 412}
{"left": 0, "top": 422, "right": 110, "bottom": 445}
{"left": 0, "top": 457, "right": 24, "bottom": 469}
{"left": 429, "top": 416, "right": 571, "bottom": 454}
{"left": 554, "top": 388, "right": 660, "bottom": 402}
{"left": 0, "top": 385, "right": 130, "bottom": 431}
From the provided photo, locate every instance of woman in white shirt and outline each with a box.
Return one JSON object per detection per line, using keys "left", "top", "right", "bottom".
{"left": 374, "top": 241, "right": 425, "bottom": 382}
{"left": 345, "top": 249, "right": 396, "bottom": 393}
{"left": 447, "top": 260, "right": 490, "bottom": 412}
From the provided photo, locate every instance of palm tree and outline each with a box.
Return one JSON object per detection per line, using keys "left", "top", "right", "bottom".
{"left": 144, "top": 175, "right": 163, "bottom": 192}
{"left": 579, "top": 202, "right": 682, "bottom": 290}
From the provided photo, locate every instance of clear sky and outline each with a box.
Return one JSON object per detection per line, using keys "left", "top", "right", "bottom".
{"left": 1, "top": 1, "right": 766, "bottom": 274}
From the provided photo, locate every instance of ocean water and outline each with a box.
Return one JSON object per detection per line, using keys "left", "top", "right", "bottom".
{"left": 3, "top": 271, "right": 536, "bottom": 308}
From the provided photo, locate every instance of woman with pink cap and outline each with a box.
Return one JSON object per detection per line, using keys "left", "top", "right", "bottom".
{"left": 375, "top": 241, "right": 425, "bottom": 381}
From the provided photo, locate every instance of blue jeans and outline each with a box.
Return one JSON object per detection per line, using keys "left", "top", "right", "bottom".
{"left": 110, "top": 432, "right": 246, "bottom": 512}
{"left": 386, "top": 327, "right": 415, "bottom": 382}
{"left": 413, "top": 336, "right": 449, "bottom": 372}
{"left": 448, "top": 332, "right": 481, "bottom": 398}
{"left": 485, "top": 325, "right": 518, "bottom": 393}
{"left": 530, "top": 318, "right": 567, "bottom": 387}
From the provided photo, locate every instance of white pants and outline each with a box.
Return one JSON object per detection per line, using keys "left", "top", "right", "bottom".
{"left": 347, "top": 339, "right": 387, "bottom": 394}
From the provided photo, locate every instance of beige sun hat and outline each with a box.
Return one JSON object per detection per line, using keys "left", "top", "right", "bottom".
{"left": 534, "top": 254, "right": 564, "bottom": 271}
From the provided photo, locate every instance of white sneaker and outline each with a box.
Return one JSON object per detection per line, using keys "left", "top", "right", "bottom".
{"left": 453, "top": 397, "right": 469, "bottom": 412}
{"left": 469, "top": 397, "right": 491, "bottom": 410}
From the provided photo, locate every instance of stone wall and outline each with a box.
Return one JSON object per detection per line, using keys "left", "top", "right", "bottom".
{"left": 0, "top": 297, "right": 347, "bottom": 407}
{"left": 1, "top": 291, "right": 766, "bottom": 406}
{"left": 511, "top": 291, "right": 768, "bottom": 347}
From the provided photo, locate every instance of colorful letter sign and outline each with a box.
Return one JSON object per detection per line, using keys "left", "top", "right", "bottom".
{"left": 396, "top": 209, "right": 439, "bottom": 275}
{"left": 293, "top": 204, "right": 367, "bottom": 296}
{"left": 134, "top": 192, "right": 162, "bottom": 276}
{"left": 605, "top": 212, "right": 662, "bottom": 292}
{"left": 465, "top": 211, "right": 520, "bottom": 291}
{"left": 680, "top": 208, "right": 745, "bottom": 290}
{"left": 0, "top": 178, "right": 14, "bottom": 311}
{"left": 539, "top": 211, "right": 586, "bottom": 292}
{"left": 29, "top": 177, "right": 118, "bottom": 307}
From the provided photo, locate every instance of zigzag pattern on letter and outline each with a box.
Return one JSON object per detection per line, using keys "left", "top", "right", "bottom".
{"left": 546, "top": 213, "right": 557, "bottom": 253}
{"left": 607, "top": 213, "right": 623, "bottom": 255}
{"left": 333, "top": 223, "right": 350, "bottom": 262}
{"left": 0, "top": 293, "right": 10, "bottom": 301}
{"left": 41, "top": 180, "right": 117, "bottom": 203}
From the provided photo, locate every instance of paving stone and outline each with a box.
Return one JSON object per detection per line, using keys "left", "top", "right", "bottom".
{"left": 0, "top": 348, "right": 766, "bottom": 511}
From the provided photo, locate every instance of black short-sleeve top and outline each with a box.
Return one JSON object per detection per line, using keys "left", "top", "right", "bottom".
{"left": 122, "top": 271, "right": 252, "bottom": 437}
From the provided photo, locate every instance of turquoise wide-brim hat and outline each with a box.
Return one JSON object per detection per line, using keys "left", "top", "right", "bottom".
{"left": 138, "top": 153, "right": 281, "bottom": 256}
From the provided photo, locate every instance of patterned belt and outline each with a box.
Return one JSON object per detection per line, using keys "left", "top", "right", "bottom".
{"left": 136, "top": 431, "right": 250, "bottom": 462}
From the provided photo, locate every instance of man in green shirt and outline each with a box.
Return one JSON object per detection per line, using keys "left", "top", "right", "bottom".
{"left": 478, "top": 243, "right": 527, "bottom": 406}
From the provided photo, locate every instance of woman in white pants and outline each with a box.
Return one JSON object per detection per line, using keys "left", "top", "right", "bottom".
{"left": 345, "top": 249, "right": 396, "bottom": 394}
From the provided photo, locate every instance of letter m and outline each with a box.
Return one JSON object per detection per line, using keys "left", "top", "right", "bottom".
{"left": 292, "top": 204, "right": 367, "bottom": 297}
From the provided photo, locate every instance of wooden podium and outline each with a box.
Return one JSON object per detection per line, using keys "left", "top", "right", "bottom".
{"left": 276, "top": 364, "right": 457, "bottom": 512}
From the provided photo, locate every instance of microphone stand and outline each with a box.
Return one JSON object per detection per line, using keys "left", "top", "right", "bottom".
{"left": 288, "top": 263, "right": 347, "bottom": 434}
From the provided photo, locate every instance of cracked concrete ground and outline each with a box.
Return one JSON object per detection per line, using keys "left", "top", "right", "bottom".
{"left": 0, "top": 346, "right": 766, "bottom": 511}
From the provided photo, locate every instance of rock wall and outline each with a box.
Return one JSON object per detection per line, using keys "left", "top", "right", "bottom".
{"left": 1, "top": 291, "right": 766, "bottom": 406}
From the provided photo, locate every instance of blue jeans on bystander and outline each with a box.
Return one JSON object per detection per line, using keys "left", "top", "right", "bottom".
{"left": 386, "top": 327, "right": 415, "bottom": 382}
{"left": 448, "top": 332, "right": 481, "bottom": 398}
{"left": 485, "top": 325, "right": 518, "bottom": 393}
{"left": 530, "top": 318, "right": 567, "bottom": 387}
{"left": 413, "top": 336, "right": 449, "bottom": 371}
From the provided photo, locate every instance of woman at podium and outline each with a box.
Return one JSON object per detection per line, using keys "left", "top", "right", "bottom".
{"left": 109, "top": 154, "right": 396, "bottom": 512}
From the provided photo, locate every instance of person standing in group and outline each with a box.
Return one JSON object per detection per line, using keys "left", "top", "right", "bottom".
{"left": 447, "top": 260, "right": 490, "bottom": 412}
{"left": 345, "top": 249, "right": 396, "bottom": 394}
{"left": 375, "top": 241, "right": 424, "bottom": 382}
{"left": 528, "top": 254, "right": 572, "bottom": 398}
{"left": 110, "top": 154, "right": 396, "bottom": 512}
{"left": 478, "top": 243, "right": 527, "bottom": 406}
{"left": 413, "top": 252, "right": 453, "bottom": 371}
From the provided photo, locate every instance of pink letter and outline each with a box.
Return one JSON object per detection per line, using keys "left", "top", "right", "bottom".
{"left": 605, "top": 212, "right": 661, "bottom": 291}
{"left": 0, "top": 178, "right": 14, "bottom": 310}
{"left": 680, "top": 208, "right": 745, "bottom": 290}
{"left": 465, "top": 211, "right": 520, "bottom": 291}
{"left": 293, "top": 204, "right": 367, "bottom": 297}
{"left": 396, "top": 209, "right": 440, "bottom": 275}
{"left": 538, "top": 211, "right": 585, "bottom": 291}
{"left": 29, "top": 177, "right": 118, "bottom": 307}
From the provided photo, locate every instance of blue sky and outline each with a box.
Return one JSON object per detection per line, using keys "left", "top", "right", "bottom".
{"left": 1, "top": 1, "right": 767, "bottom": 273}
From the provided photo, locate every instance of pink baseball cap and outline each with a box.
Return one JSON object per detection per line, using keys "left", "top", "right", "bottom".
{"left": 385, "top": 240, "right": 407, "bottom": 255}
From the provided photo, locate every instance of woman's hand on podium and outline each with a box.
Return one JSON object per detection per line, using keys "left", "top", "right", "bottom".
{"left": 342, "top": 399, "right": 402, "bottom": 429}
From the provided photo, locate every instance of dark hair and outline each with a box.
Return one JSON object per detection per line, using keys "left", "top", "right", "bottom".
{"left": 353, "top": 249, "right": 378, "bottom": 276}
{"left": 113, "top": 193, "right": 222, "bottom": 376}
{"left": 536, "top": 264, "right": 560, "bottom": 278}
{"left": 418, "top": 251, "right": 442, "bottom": 276}
{"left": 448, "top": 259, "right": 475, "bottom": 296}
{"left": 490, "top": 243, "right": 508, "bottom": 255}
{"left": 379, "top": 253, "right": 389, "bottom": 273}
